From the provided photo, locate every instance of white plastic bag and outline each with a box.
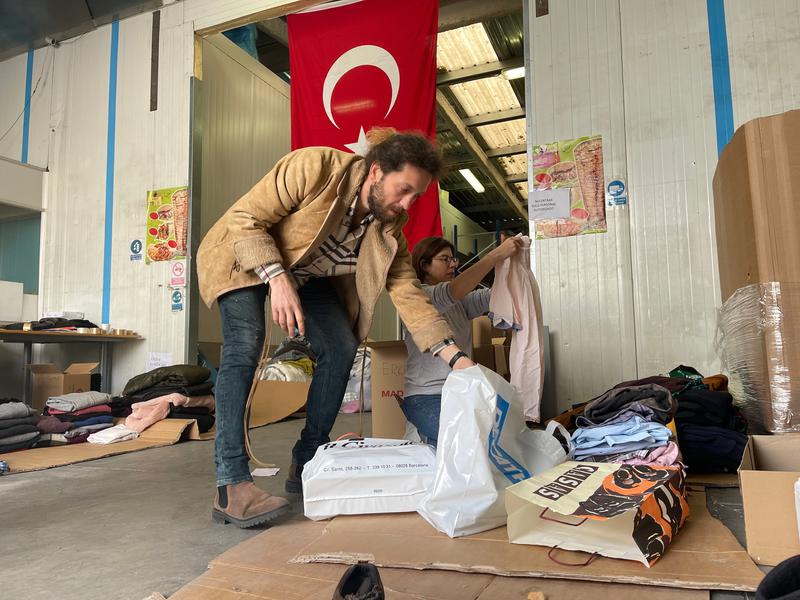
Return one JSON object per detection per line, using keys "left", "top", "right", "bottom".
{"left": 419, "top": 365, "right": 563, "bottom": 537}
{"left": 302, "top": 437, "right": 435, "bottom": 521}
{"left": 520, "top": 420, "right": 574, "bottom": 476}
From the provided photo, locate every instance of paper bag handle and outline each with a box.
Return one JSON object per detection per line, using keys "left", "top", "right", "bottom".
{"left": 538, "top": 507, "right": 587, "bottom": 527}
{"left": 547, "top": 546, "right": 598, "bottom": 567}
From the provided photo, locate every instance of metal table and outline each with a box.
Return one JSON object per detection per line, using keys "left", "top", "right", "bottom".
{"left": 0, "top": 329, "right": 142, "bottom": 404}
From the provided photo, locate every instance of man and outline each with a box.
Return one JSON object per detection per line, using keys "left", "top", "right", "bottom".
{"left": 197, "top": 130, "right": 475, "bottom": 528}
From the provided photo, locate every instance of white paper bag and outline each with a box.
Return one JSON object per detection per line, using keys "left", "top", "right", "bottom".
{"left": 302, "top": 437, "right": 435, "bottom": 521}
{"left": 418, "top": 365, "right": 553, "bottom": 537}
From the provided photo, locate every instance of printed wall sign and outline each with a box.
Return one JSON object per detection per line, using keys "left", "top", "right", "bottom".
{"left": 145, "top": 186, "right": 189, "bottom": 263}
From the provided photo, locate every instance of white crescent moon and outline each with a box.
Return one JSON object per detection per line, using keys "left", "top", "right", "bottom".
{"left": 322, "top": 45, "right": 400, "bottom": 129}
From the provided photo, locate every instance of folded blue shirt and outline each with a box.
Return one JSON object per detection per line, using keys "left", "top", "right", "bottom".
{"left": 571, "top": 415, "right": 671, "bottom": 458}
{"left": 69, "top": 414, "right": 115, "bottom": 428}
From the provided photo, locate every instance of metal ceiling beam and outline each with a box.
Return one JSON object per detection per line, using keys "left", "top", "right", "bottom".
{"left": 485, "top": 143, "right": 527, "bottom": 158}
{"left": 463, "top": 107, "right": 525, "bottom": 127}
{"left": 438, "top": 0, "right": 523, "bottom": 32}
{"left": 257, "top": 18, "right": 289, "bottom": 46}
{"left": 436, "top": 57, "right": 523, "bottom": 86}
{"left": 505, "top": 173, "right": 527, "bottom": 184}
{"left": 436, "top": 89, "right": 527, "bottom": 220}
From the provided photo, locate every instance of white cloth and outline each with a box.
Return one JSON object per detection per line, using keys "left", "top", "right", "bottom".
{"left": 261, "top": 362, "right": 312, "bottom": 382}
{"left": 87, "top": 424, "right": 139, "bottom": 444}
{"left": 488, "top": 236, "right": 545, "bottom": 422}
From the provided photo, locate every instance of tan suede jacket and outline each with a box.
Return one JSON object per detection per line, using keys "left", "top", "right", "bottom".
{"left": 196, "top": 147, "right": 453, "bottom": 351}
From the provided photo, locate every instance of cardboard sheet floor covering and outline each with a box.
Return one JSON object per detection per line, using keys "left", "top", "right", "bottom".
{"left": 0, "top": 418, "right": 200, "bottom": 473}
{"left": 291, "top": 492, "right": 762, "bottom": 592}
{"left": 169, "top": 516, "right": 709, "bottom": 600}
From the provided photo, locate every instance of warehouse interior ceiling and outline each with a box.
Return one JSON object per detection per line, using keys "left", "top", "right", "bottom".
{"left": 0, "top": 0, "right": 165, "bottom": 62}
{"left": 253, "top": 0, "right": 529, "bottom": 231}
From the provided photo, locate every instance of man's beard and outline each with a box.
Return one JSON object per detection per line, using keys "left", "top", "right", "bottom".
{"left": 367, "top": 178, "right": 398, "bottom": 223}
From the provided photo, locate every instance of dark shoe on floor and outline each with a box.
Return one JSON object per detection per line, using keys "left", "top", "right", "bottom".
{"left": 332, "top": 562, "right": 384, "bottom": 600}
{"left": 756, "top": 554, "right": 800, "bottom": 600}
{"left": 285, "top": 462, "right": 303, "bottom": 494}
{"left": 212, "top": 481, "right": 290, "bottom": 528}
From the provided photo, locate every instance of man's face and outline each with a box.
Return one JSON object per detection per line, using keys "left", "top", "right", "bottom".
{"left": 367, "top": 163, "right": 433, "bottom": 223}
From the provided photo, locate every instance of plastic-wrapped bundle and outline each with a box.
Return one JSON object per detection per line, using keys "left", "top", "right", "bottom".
{"left": 717, "top": 282, "right": 800, "bottom": 433}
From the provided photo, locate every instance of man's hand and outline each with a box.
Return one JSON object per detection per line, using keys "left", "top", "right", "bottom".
{"left": 269, "top": 273, "right": 305, "bottom": 337}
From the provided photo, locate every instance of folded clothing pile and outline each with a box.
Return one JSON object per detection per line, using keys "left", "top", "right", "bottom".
{"left": 0, "top": 400, "right": 40, "bottom": 452}
{"left": 38, "top": 391, "right": 115, "bottom": 445}
{"left": 260, "top": 336, "right": 315, "bottom": 383}
{"left": 570, "top": 384, "right": 680, "bottom": 467}
{"left": 113, "top": 365, "right": 215, "bottom": 433}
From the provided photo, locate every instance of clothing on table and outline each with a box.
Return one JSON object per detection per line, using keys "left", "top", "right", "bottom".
{"left": 674, "top": 388, "right": 746, "bottom": 432}
{"left": 122, "top": 364, "right": 211, "bottom": 397}
{"left": 583, "top": 384, "right": 675, "bottom": 426}
{"left": 88, "top": 424, "right": 139, "bottom": 444}
{"left": 64, "top": 423, "right": 114, "bottom": 438}
{"left": 0, "top": 423, "right": 39, "bottom": 439}
{"left": 403, "top": 282, "right": 489, "bottom": 398}
{"left": 45, "top": 391, "right": 111, "bottom": 413}
{"left": 677, "top": 424, "right": 747, "bottom": 473}
{"left": 399, "top": 393, "right": 441, "bottom": 447}
{"left": 0, "top": 415, "right": 39, "bottom": 430}
{"left": 0, "top": 402, "right": 37, "bottom": 420}
{"left": 488, "top": 236, "right": 545, "bottom": 422}
{"left": 36, "top": 416, "right": 75, "bottom": 433}
{"left": 571, "top": 415, "right": 671, "bottom": 459}
{"left": 69, "top": 414, "right": 114, "bottom": 428}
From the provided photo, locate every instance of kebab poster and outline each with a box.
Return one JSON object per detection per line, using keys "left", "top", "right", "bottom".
{"left": 529, "top": 135, "right": 607, "bottom": 239}
{"left": 145, "top": 186, "right": 188, "bottom": 263}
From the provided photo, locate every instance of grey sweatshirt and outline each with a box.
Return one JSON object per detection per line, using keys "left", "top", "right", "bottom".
{"left": 402, "top": 282, "right": 490, "bottom": 397}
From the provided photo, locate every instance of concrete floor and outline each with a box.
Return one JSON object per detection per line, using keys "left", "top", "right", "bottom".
{"left": 0, "top": 414, "right": 757, "bottom": 600}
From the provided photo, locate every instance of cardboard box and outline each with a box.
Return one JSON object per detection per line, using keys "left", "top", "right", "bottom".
{"left": 738, "top": 434, "right": 800, "bottom": 566}
{"left": 713, "top": 109, "right": 800, "bottom": 302}
{"left": 368, "top": 341, "right": 408, "bottom": 439}
{"left": 471, "top": 315, "right": 510, "bottom": 346}
{"left": 29, "top": 362, "right": 99, "bottom": 411}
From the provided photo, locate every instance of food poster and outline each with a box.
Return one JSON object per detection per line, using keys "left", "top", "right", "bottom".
{"left": 145, "top": 187, "right": 189, "bottom": 263}
{"left": 530, "top": 135, "right": 607, "bottom": 239}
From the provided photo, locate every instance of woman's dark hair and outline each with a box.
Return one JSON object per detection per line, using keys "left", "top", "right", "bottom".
{"left": 364, "top": 127, "right": 443, "bottom": 179}
{"left": 412, "top": 236, "right": 456, "bottom": 282}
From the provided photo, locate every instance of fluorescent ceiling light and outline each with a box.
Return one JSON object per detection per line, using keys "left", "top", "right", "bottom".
{"left": 502, "top": 66, "right": 525, "bottom": 80}
{"left": 459, "top": 168, "right": 485, "bottom": 193}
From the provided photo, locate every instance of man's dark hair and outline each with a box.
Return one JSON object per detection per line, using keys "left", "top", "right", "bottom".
{"left": 364, "top": 128, "right": 443, "bottom": 179}
{"left": 412, "top": 236, "right": 455, "bottom": 282}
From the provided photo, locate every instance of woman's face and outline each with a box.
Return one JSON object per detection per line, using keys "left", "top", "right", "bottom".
{"left": 423, "top": 248, "right": 458, "bottom": 284}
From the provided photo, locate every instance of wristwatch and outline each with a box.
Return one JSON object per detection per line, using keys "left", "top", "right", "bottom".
{"left": 448, "top": 351, "right": 468, "bottom": 368}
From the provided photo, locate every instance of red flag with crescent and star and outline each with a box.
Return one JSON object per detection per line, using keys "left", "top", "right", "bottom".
{"left": 287, "top": 0, "right": 441, "bottom": 250}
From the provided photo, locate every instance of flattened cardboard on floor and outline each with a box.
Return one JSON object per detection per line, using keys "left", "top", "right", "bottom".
{"left": 249, "top": 380, "right": 310, "bottom": 428}
{"left": 739, "top": 434, "right": 800, "bottom": 566}
{"left": 169, "top": 516, "right": 707, "bottom": 600}
{"left": 0, "top": 418, "right": 193, "bottom": 474}
{"left": 292, "top": 492, "right": 763, "bottom": 592}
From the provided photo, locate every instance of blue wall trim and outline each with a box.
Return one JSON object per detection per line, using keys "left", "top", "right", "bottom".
{"left": 102, "top": 21, "right": 119, "bottom": 325}
{"left": 707, "top": 0, "right": 734, "bottom": 156}
{"left": 21, "top": 50, "right": 34, "bottom": 163}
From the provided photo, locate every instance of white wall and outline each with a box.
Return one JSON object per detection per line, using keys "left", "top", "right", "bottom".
{"left": 526, "top": 0, "right": 800, "bottom": 407}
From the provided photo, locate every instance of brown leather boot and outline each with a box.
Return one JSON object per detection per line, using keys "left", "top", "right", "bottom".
{"left": 212, "top": 481, "right": 290, "bottom": 528}
{"left": 285, "top": 463, "right": 303, "bottom": 494}
{"left": 332, "top": 562, "right": 384, "bottom": 600}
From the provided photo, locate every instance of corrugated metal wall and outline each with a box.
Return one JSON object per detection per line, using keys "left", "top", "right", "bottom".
{"left": 195, "top": 34, "right": 291, "bottom": 348}
{"left": 526, "top": 0, "right": 800, "bottom": 408}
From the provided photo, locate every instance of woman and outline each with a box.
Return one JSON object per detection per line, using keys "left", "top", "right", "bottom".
{"left": 401, "top": 235, "right": 522, "bottom": 446}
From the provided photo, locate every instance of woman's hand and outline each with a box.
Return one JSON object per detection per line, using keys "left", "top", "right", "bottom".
{"left": 491, "top": 235, "right": 523, "bottom": 264}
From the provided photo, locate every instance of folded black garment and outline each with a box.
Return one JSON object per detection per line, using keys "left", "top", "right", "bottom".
{"left": 168, "top": 411, "right": 214, "bottom": 433}
{"left": 122, "top": 365, "right": 210, "bottom": 396}
{"left": 128, "top": 381, "right": 214, "bottom": 402}
{"left": 3, "top": 318, "right": 98, "bottom": 330}
{"left": 0, "top": 423, "right": 39, "bottom": 440}
{"left": 675, "top": 388, "right": 747, "bottom": 432}
{"left": 584, "top": 384, "right": 676, "bottom": 425}
{"left": 169, "top": 406, "right": 212, "bottom": 416}
{"left": 0, "top": 415, "right": 39, "bottom": 430}
{"left": 613, "top": 375, "right": 703, "bottom": 397}
{"left": 0, "top": 397, "right": 22, "bottom": 405}
{"left": 0, "top": 437, "right": 39, "bottom": 453}
{"left": 678, "top": 424, "right": 747, "bottom": 473}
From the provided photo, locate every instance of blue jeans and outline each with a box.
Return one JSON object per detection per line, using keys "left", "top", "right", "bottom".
{"left": 214, "top": 279, "right": 359, "bottom": 486}
{"left": 400, "top": 394, "right": 441, "bottom": 447}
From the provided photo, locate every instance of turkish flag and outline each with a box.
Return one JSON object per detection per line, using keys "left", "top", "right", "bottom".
{"left": 288, "top": 0, "right": 441, "bottom": 250}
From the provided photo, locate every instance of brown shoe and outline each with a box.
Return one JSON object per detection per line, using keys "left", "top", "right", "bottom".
{"left": 285, "top": 463, "right": 303, "bottom": 494}
{"left": 212, "top": 481, "right": 290, "bottom": 528}
{"left": 332, "top": 562, "right": 384, "bottom": 600}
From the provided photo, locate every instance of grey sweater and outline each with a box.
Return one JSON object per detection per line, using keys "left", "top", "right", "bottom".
{"left": 402, "top": 283, "right": 490, "bottom": 397}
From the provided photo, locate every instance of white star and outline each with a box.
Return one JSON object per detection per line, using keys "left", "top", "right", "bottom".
{"left": 344, "top": 126, "right": 370, "bottom": 156}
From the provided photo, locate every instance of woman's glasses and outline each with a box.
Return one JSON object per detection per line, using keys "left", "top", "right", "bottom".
{"left": 433, "top": 256, "right": 459, "bottom": 266}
